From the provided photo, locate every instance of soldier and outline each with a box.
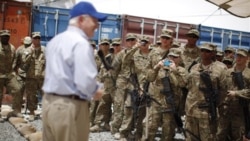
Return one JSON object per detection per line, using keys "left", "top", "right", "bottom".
{"left": 222, "top": 57, "right": 234, "bottom": 69}
{"left": 24, "top": 32, "right": 46, "bottom": 121}
{"left": 180, "top": 28, "right": 200, "bottom": 72}
{"left": 224, "top": 46, "right": 236, "bottom": 60}
{"left": 141, "top": 29, "right": 187, "bottom": 141}
{"left": 171, "top": 40, "right": 181, "bottom": 48}
{"left": 12, "top": 36, "right": 32, "bottom": 114}
{"left": 0, "top": 30, "right": 22, "bottom": 122}
{"left": 90, "top": 38, "right": 110, "bottom": 127}
{"left": 118, "top": 35, "right": 151, "bottom": 141}
{"left": 156, "top": 36, "right": 161, "bottom": 47}
{"left": 110, "top": 33, "right": 137, "bottom": 140}
{"left": 90, "top": 38, "right": 121, "bottom": 132}
{"left": 185, "top": 43, "right": 227, "bottom": 141}
{"left": 215, "top": 48, "right": 224, "bottom": 62}
{"left": 217, "top": 48, "right": 250, "bottom": 141}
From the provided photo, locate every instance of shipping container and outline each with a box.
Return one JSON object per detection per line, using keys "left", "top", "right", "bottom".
{"left": 32, "top": 6, "right": 122, "bottom": 46}
{"left": 120, "top": 14, "right": 196, "bottom": 45}
{"left": 0, "top": 0, "right": 32, "bottom": 48}
{"left": 198, "top": 25, "right": 250, "bottom": 50}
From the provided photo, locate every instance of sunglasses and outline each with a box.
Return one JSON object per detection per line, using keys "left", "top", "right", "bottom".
{"left": 223, "top": 61, "right": 233, "bottom": 65}
{"left": 33, "top": 37, "right": 41, "bottom": 40}
{"left": 225, "top": 50, "right": 233, "bottom": 54}
{"left": 161, "top": 37, "right": 171, "bottom": 40}
{"left": 187, "top": 35, "right": 198, "bottom": 38}
{"left": 126, "top": 38, "right": 135, "bottom": 42}
{"left": 101, "top": 43, "right": 109, "bottom": 46}
{"left": 201, "top": 49, "right": 212, "bottom": 53}
{"left": 112, "top": 44, "right": 120, "bottom": 47}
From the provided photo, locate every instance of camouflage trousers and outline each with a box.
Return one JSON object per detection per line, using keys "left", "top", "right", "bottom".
{"left": 216, "top": 111, "right": 244, "bottom": 141}
{"left": 25, "top": 78, "right": 44, "bottom": 114}
{"left": 141, "top": 103, "right": 176, "bottom": 141}
{"left": 110, "top": 87, "right": 126, "bottom": 134}
{"left": 185, "top": 116, "right": 217, "bottom": 141}
{"left": 0, "top": 75, "right": 22, "bottom": 112}
{"left": 89, "top": 100, "right": 99, "bottom": 126}
{"left": 93, "top": 87, "right": 115, "bottom": 125}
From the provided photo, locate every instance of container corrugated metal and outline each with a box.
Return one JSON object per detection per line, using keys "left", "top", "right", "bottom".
{"left": 0, "top": 1, "right": 32, "bottom": 48}
{"left": 32, "top": 6, "right": 70, "bottom": 45}
{"left": 32, "top": 6, "right": 122, "bottom": 45}
{"left": 120, "top": 15, "right": 196, "bottom": 45}
{"left": 198, "top": 25, "right": 250, "bottom": 50}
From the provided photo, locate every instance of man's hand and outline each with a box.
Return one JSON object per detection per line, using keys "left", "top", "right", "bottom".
{"left": 227, "top": 90, "right": 236, "bottom": 97}
{"left": 93, "top": 88, "right": 103, "bottom": 101}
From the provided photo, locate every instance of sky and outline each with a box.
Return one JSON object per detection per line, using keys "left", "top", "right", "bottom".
{"left": 75, "top": 0, "right": 250, "bottom": 32}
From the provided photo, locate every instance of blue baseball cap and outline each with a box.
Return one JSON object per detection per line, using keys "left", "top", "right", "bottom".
{"left": 70, "top": 1, "right": 107, "bottom": 22}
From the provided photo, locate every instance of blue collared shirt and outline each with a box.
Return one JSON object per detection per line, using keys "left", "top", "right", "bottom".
{"left": 42, "top": 26, "right": 102, "bottom": 100}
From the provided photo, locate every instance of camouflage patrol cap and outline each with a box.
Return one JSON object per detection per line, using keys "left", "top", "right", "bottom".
{"left": 32, "top": 32, "right": 41, "bottom": 38}
{"left": 0, "top": 30, "right": 10, "bottom": 36}
{"left": 99, "top": 38, "right": 110, "bottom": 45}
{"left": 222, "top": 57, "right": 234, "bottom": 64}
{"left": 200, "top": 43, "right": 217, "bottom": 51}
{"left": 186, "top": 29, "right": 199, "bottom": 38}
{"left": 236, "top": 48, "right": 248, "bottom": 57}
{"left": 224, "top": 46, "right": 236, "bottom": 53}
{"left": 140, "top": 35, "right": 150, "bottom": 42}
{"left": 89, "top": 40, "right": 96, "bottom": 46}
{"left": 126, "top": 33, "right": 137, "bottom": 40}
{"left": 111, "top": 38, "right": 121, "bottom": 45}
{"left": 23, "top": 36, "right": 32, "bottom": 45}
{"left": 216, "top": 48, "right": 224, "bottom": 56}
{"left": 160, "top": 29, "right": 173, "bottom": 38}
{"left": 168, "top": 48, "right": 182, "bottom": 57}
{"left": 172, "top": 40, "right": 181, "bottom": 48}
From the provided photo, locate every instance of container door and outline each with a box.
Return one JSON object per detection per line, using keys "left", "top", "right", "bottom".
{"left": 0, "top": 1, "right": 32, "bottom": 48}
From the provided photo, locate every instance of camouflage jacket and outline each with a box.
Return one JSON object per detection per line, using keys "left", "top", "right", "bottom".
{"left": 0, "top": 43, "right": 16, "bottom": 78}
{"left": 146, "top": 47, "right": 187, "bottom": 108}
{"left": 25, "top": 45, "right": 46, "bottom": 79}
{"left": 185, "top": 62, "right": 227, "bottom": 119}
{"left": 180, "top": 45, "right": 200, "bottom": 71}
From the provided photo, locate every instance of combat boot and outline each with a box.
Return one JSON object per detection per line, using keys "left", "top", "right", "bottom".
{"left": 28, "top": 115, "right": 35, "bottom": 122}
{"left": 114, "top": 132, "right": 121, "bottom": 140}
{"left": 0, "top": 117, "right": 4, "bottom": 123}
{"left": 90, "top": 124, "right": 101, "bottom": 132}
{"left": 103, "top": 123, "right": 110, "bottom": 131}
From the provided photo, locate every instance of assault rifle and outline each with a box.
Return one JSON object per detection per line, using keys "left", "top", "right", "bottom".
{"left": 199, "top": 71, "right": 217, "bottom": 123}
{"left": 160, "top": 75, "right": 186, "bottom": 137}
{"left": 128, "top": 73, "right": 141, "bottom": 130}
{"left": 97, "top": 50, "right": 113, "bottom": 71}
{"left": 232, "top": 72, "right": 250, "bottom": 139}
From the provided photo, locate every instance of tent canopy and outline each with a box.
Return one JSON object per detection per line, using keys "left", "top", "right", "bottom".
{"left": 206, "top": 0, "right": 250, "bottom": 18}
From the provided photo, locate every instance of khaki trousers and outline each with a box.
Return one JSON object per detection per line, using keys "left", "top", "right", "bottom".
{"left": 42, "top": 93, "right": 89, "bottom": 141}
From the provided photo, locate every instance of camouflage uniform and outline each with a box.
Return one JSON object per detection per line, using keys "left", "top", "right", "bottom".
{"left": 89, "top": 39, "right": 110, "bottom": 126}
{"left": 0, "top": 30, "right": 22, "bottom": 118}
{"left": 12, "top": 36, "right": 32, "bottom": 112}
{"left": 89, "top": 51, "right": 101, "bottom": 126}
{"left": 90, "top": 38, "right": 122, "bottom": 132}
{"left": 119, "top": 36, "right": 151, "bottom": 140}
{"left": 216, "top": 49, "right": 250, "bottom": 141}
{"left": 185, "top": 43, "right": 227, "bottom": 141}
{"left": 91, "top": 53, "right": 115, "bottom": 130}
{"left": 110, "top": 33, "right": 137, "bottom": 137}
{"left": 24, "top": 32, "right": 46, "bottom": 117}
{"left": 179, "top": 29, "right": 200, "bottom": 116}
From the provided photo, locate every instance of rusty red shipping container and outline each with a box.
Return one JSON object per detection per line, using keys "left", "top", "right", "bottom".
{"left": 120, "top": 15, "right": 197, "bottom": 46}
{"left": 0, "top": 0, "right": 32, "bottom": 48}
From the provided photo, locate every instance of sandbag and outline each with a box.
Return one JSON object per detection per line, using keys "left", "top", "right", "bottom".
{"left": 25, "top": 131, "right": 42, "bottom": 141}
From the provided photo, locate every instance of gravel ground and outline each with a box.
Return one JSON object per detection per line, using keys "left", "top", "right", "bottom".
{"left": 0, "top": 104, "right": 184, "bottom": 141}
{"left": 0, "top": 119, "right": 184, "bottom": 141}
